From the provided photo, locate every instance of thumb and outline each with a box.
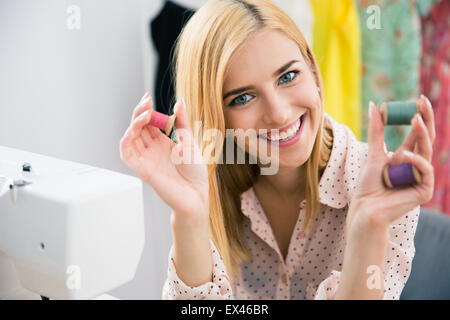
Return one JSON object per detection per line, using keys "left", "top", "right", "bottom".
{"left": 367, "top": 101, "right": 386, "bottom": 159}
{"left": 173, "top": 98, "right": 198, "bottom": 148}
{"left": 173, "top": 98, "right": 192, "bottom": 132}
{"left": 172, "top": 99, "right": 205, "bottom": 166}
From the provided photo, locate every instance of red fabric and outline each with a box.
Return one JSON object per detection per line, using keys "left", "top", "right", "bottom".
{"left": 420, "top": 0, "right": 450, "bottom": 215}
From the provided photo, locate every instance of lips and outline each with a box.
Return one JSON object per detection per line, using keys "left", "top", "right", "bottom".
{"left": 258, "top": 114, "right": 304, "bottom": 139}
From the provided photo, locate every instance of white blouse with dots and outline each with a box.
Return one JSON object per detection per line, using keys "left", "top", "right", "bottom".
{"left": 162, "top": 113, "right": 420, "bottom": 300}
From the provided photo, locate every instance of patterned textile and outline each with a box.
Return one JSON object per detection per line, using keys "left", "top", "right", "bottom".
{"left": 419, "top": 0, "right": 450, "bottom": 215}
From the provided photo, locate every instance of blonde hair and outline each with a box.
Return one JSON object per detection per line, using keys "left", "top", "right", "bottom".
{"left": 173, "top": 0, "right": 333, "bottom": 280}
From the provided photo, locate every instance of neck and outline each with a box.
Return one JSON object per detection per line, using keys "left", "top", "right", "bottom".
{"left": 254, "top": 165, "right": 306, "bottom": 200}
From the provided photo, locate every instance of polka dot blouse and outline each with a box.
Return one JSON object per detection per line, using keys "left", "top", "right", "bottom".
{"left": 162, "top": 113, "right": 420, "bottom": 300}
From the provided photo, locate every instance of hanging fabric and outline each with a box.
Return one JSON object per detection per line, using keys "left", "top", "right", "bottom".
{"left": 356, "top": 0, "right": 424, "bottom": 152}
{"left": 150, "top": 1, "right": 195, "bottom": 115}
{"left": 418, "top": 0, "right": 450, "bottom": 215}
{"left": 310, "top": 0, "right": 362, "bottom": 140}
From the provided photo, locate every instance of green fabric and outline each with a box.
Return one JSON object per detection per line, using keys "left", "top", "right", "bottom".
{"left": 417, "top": 0, "right": 440, "bottom": 16}
{"left": 357, "top": 0, "right": 428, "bottom": 151}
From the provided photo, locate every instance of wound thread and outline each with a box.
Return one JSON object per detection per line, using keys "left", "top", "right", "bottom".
{"left": 381, "top": 100, "right": 418, "bottom": 125}
{"left": 148, "top": 110, "right": 177, "bottom": 137}
{"left": 383, "top": 162, "right": 422, "bottom": 188}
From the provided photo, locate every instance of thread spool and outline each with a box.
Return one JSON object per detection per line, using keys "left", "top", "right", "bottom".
{"left": 380, "top": 100, "right": 418, "bottom": 125}
{"left": 383, "top": 162, "right": 422, "bottom": 188}
{"left": 147, "top": 109, "right": 178, "bottom": 143}
{"left": 148, "top": 109, "right": 176, "bottom": 135}
{"left": 379, "top": 98, "right": 422, "bottom": 188}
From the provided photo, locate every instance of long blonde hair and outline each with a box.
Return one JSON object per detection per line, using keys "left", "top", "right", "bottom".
{"left": 173, "top": 0, "right": 333, "bottom": 280}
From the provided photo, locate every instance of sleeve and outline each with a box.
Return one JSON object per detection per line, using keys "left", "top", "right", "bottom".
{"left": 381, "top": 205, "right": 420, "bottom": 299}
{"left": 313, "top": 205, "right": 420, "bottom": 300}
{"left": 314, "top": 270, "right": 341, "bottom": 300}
{"left": 161, "top": 239, "right": 234, "bottom": 300}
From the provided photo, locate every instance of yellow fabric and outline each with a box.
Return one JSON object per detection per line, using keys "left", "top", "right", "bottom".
{"left": 310, "top": 0, "right": 362, "bottom": 140}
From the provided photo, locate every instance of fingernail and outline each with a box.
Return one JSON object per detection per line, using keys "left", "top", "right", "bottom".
{"left": 140, "top": 92, "right": 150, "bottom": 104}
{"left": 425, "top": 97, "right": 432, "bottom": 110}
{"left": 403, "top": 150, "right": 414, "bottom": 158}
{"left": 421, "top": 94, "right": 432, "bottom": 110}
{"left": 137, "top": 110, "right": 150, "bottom": 121}
{"left": 417, "top": 114, "right": 425, "bottom": 126}
{"left": 182, "top": 97, "right": 186, "bottom": 110}
{"left": 368, "top": 101, "right": 374, "bottom": 119}
{"left": 142, "top": 95, "right": 151, "bottom": 105}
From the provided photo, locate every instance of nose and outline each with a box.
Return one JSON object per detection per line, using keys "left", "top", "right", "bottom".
{"left": 261, "top": 92, "right": 290, "bottom": 127}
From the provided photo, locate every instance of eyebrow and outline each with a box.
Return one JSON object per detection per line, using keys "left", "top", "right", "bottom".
{"left": 223, "top": 59, "right": 300, "bottom": 100}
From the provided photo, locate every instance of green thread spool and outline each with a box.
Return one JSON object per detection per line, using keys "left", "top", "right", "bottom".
{"left": 381, "top": 100, "right": 418, "bottom": 125}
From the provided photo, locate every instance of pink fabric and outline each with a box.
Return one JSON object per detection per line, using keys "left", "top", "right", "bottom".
{"left": 419, "top": 0, "right": 450, "bottom": 215}
{"left": 162, "top": 113, "right": 420, "bottom": 300}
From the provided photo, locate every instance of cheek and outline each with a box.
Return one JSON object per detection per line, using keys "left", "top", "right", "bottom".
{"left": 224, "top": 110, "right": 255, "bottom": 132}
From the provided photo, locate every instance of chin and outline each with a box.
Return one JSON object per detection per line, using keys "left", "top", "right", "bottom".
{"left": 278, "top": 153, "right": 309, "bottom": 168}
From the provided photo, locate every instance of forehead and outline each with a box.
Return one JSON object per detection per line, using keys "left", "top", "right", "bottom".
{"left": 223, "top": 29, "right": 304, "bottom": 87}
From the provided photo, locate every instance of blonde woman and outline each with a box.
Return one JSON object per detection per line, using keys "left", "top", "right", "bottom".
{"left": 120, "top": 0, "right": 435, "bottom": 300}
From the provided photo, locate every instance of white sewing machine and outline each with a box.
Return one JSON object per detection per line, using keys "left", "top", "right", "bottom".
{"left": 0, "top": 145, "right": 145, "bottom": 300}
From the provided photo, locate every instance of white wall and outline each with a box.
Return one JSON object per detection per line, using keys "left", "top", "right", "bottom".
{"left": 0, "top": 0, "right": 190, "bottom": 299}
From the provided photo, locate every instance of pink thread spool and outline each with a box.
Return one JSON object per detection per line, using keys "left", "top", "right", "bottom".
{"left": 383, "top": 162, "right": 422, "bottom": 188}
{"left": 148, "top": 109, "right": 176, "bottom": 137}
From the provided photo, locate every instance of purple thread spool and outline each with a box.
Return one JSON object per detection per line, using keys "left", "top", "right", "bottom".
{"left": 383, "top": 162, "right": 422, "bottom": 188}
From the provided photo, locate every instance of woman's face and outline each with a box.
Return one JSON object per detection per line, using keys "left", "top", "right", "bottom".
{"left": 222, "top": 28, "right": 322, "bottom": 169}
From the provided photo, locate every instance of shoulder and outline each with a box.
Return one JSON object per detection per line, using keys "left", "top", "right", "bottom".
{"left": 325, "top": 112, "right": 369, "bottom": 161}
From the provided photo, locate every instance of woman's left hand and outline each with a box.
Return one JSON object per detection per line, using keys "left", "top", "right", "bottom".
{"left": 346, "top": 95, "right": 436, "bottom": 237}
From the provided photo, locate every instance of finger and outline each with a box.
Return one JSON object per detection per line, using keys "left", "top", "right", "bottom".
{"left": 399, "top": 121, "right": 417, "bottom": 152}
{"left": 146, "top": 124, "right": 167, "bottom": 141}
{"left": 412, "top": 113, "right": 432, "bottom": 162}
{"left": 173, "top": 99, "right": 206, "bottom": 163}
{"left": 173, "top": 98, "right": 196, "bottom": 146}
{"left": 131, "top": 92, "right": 152, "bottom": 124}
{"left": 134, "top": 137, "right": 146, "bottom": 157}
{"left": 174, "top": 98, "right": 192, "bottom": 132}
{"left": 391, "top": 116, "right": 423, "bottom": 165}
{"left": 140, "top": 127, "right": 152, "bottom": 148}
{"left": 401, "top": 150, "right": 434, "bottom": 203}
{"left": 119, "top": 133, "right": 133, "bottom": 161}
{"left": 418, "top": 94, "right": 436, "bottom": 143}
{"left": 397, "top": 112, "right": 428, "bottom": 152}
{"left": 138, "top": 91, "right": 150, "bottom": 104}
{"left": 367, "top": 101, "right": 386, "bottom": 159}
{"left": 119, "top": 132, "right": 141, "bottom": 167}
{"left": 130, "top": 109, "right": 152, "bottom": 140}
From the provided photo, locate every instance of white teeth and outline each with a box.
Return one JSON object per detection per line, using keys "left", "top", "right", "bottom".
{"left": 263, "top": 116, "right": 302, "bottom": 142}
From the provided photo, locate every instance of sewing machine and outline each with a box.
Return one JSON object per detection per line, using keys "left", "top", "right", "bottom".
{"left": 0, "top": 145, "right": 145, "bottom": 299}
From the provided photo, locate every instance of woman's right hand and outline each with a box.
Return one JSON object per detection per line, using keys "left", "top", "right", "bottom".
{"left": 119, "top": 93, "right": 210, "bottom": 225}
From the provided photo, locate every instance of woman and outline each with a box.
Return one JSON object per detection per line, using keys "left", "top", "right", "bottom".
{"left": 120, "top": 0, "right": 435, "bottom": 299}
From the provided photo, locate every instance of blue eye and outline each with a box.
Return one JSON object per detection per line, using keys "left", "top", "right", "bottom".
{"left": 228, "top": 70, "right": 300, "bottom": 107}
{"left": 278, "top": 70, "right": 299, "bottom": 84}
{"left": 230, "top": 93, "right": 253, "bottom": 106}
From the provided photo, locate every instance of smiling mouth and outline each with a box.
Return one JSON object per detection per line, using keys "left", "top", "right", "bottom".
{"left": 258, "top": 114, "right": 304, "bottom": 142}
